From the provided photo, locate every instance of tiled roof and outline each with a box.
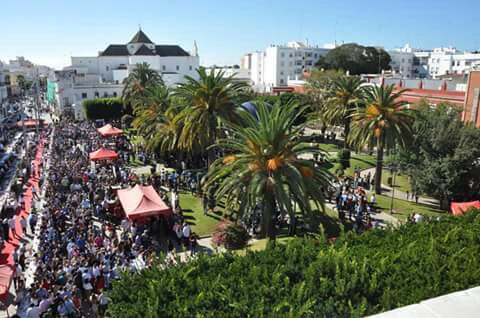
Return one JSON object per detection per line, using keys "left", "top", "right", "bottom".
{"left": 155, "top": 45, "right": 190, "bottom": 57}
{"left": 100, "top": 43, "right": 190, "bottom": 57}
{"left": 129, "top": 30, "right": 153, "bottom": 44}
{"left": 100, "top": 45, "right": 130, "bottom": 56}
{"left": 134, "top": 45, "right": 156, "bottom": 56}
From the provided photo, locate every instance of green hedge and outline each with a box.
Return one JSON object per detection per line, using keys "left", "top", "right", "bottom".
{"left": 337, "top": 149, "right": 351, "bottom": 170}
{"left": 108, "top": 210, "right": 480, "bottom": 317}
{"left": 83, "top": 97, "right": 124, "bottom": 120}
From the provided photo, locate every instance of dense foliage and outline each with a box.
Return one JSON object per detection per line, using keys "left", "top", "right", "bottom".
{"left": 396, "top": 101, "right": 480, "bottom": 208}
{"left": 109, "top": 210, "right": 480, "bottom": 317}
{"left": 316, "top": 43, "right": 391, "bottom": 75}
{"left": 82, "top": 97, "right": 124, "bottom": 120}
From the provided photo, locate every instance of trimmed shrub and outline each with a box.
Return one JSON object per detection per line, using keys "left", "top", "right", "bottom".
{"left": 108, "top": 210, "right": 480, "bottom": 317}
{"left": 337, "top": 149, "right": 351, "bottom": 169}
{"left": 83, "top": 98, "right": 124, "bottom": 120}
{"left": 212, "top": 221, "right": 250, "bottom": 250}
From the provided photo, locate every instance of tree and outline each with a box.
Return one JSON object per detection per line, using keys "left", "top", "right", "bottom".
{"left": 122, "top": 62, "right": 163, "bottom": 105}
{"left": 323, "top": 76, "right": 365, "bottom": 150}
{"left": 204, "top": 101, "right": 331, "bottom": 239}
{"left": 316, "top": 43, "right": 391, "bottom": 75}
{"left": 174, "top": 67, "right": 250, "bottom": 164}
{"left": 83, "top": 98, "right": 123, "bottom": 120}
{"left": 349, "top": 84, "right": 414, "bottom": 194}
{"left": 398, "top": 101, "right": 480, "bottom": 209}
{"left": 16, "top": 74, "right": 32, "bottom": 94}
{"left": 131, "top": 85, "right": 182, "bottom": 154}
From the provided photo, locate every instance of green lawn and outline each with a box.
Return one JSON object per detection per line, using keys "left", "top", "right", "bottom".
{"left": 324, "top": 152, "right": 376, "bottom": 177}
{"left": 346, "top": 153, "right": 376, "bottom": 176}
{"left": 381, "top": 171, "right": 411, "bottom": 193}
{"left": 318, "top": 142, "right": 341, "bottom": 153}
{"left": 375, "top": 194, "right": 446, "bottom": 221}
{"left": 180, "top": 193, "right": 222, "bottom": 237}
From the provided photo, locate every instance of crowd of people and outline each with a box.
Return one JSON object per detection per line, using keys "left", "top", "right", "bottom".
{"left": 7, "top": 119, "right": 194, "bottom": 317}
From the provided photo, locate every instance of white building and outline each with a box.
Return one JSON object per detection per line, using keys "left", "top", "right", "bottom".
{"left": 389, "top": 44, "right": 430, "bottom": 78}
{"left": 49, "top": 29, "right": 200, "bottom": 118}
{"left": 206, "top": 66, "right": 251, "bottom": 84}
{"left": 0, "top": 63, "right": 9, "bottom": 111}
{"left": 428, "top": 47, "right": 480, "bottom": 78}
{"left": 242, "top": 41, "right": 330, "bottom": 92}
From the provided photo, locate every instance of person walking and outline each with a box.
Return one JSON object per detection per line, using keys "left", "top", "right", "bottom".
{"left": 28, "top": 212, "right": 37, "bottom": 234}
{"left": 20, "top": 217, "right": 27, "bottom": 236}
{"left": 9, "top": 215, "right": 17, "bottom": 239}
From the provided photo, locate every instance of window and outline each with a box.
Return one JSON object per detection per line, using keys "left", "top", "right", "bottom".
{"left": 289, "top": 53, "right": 293, "bottom": 58}
{"left": 81, "top": 93, "right": 87, "bottom": 99}
{"left": 280, "top": 71, "right": 284, "bottom": 75}
{"left": 314, "top": 53, "right": 318, "bottom": 58}
{"left": 106, "top": 66, "right": 109, "bottom": 71}
{"left": 280, "top": 61, "right": 285, "bottom": 67}
{"left": 94, "top": 91, "right": 99, "bottom": 98}
{"left": 162, "top": 65, "right": 166, "bottom": 71}
{"left": 189, "top": 65, "right": 193, "bottom": 71}
{"left": 176, "top": 65, "right": 180, "bottom": 71}
{"left": 103, "top": 92, "right": 108, "bottom": 97}
{"left": 280, "top": 78, "right": 284, "bottom": 84}
{"left": 289, "top": 61, "right": 293, "bottom": 67}
{"left": 113, "top": 92, "right": 117, "bottom": 97}
{"left": 281, "top": 52, "right": 285, "bottom": 58}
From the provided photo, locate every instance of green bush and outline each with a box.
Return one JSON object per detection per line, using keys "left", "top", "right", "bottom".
{"left": 337, "top": 149, "right": 351, "bottom": 169}
{"left": 83, "top": 97, "right": 124, "bottom": 120}
{"left": 108, "top": 210, "right": 480, "bottom": 317}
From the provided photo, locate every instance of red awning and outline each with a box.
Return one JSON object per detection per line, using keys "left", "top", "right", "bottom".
{"left": 0, "top": 265, "right": 14, "bottom": 300}
{"left": 451, "top": 201, "right": 480, "bottom": 216}
{"left": 16, "top": 119, "right": 45, "bottom": 128}
{"left": 89, "top": 148, "right": 118, "bottom": 161}
{"left": 117, "top": 185, "right": 171, "bottom": 220}
{"left": 97, "top": 124, "right": 123, "bottom": 137}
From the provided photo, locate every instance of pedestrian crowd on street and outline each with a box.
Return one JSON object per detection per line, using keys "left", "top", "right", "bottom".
{"left": 7, "top": 120, "right": 199, "bottom": 317}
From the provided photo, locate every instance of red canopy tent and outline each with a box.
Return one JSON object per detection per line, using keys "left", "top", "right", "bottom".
{"left": 89, "top": 148, "right": 118, "bottom": 161}
{"left": 97, "top": 124, "right": 123, "bottom": 137}
{"left": 117, "top": 185, "right": 171, "bottom": 220}
{"left": 0, "top": 265, "right": 14, "bottom": 302}
{"left": 451, "top": 201, "right": 480, "bottom": 216}
{"left": 16, "top": 119, "right": 45, "bottom": 128}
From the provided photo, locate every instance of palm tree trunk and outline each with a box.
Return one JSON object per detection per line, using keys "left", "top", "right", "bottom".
{"left": 207, "top": 116, "right": 218, "bottom": 167}
{"left": 261, "top": 193, "right": 276, "bottom": 240}
{"left": 375, "top": 135, "right": 385, "bottom": 194}
{"left": 343, "top": 119, "right": 350, "bottom": 149}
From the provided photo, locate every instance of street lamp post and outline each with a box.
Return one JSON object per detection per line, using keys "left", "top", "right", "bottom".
{"left": 390, "top": 166, "right": 397, "bottom": 214}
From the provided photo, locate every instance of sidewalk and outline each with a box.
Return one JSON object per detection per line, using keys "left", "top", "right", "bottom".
{"left": 359, "top": 167, "right": 439, "bottom": 207}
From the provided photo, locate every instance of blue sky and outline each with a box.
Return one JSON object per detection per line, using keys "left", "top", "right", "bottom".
{"left": 1, "top": 0, "right": 479, "bottom": 69}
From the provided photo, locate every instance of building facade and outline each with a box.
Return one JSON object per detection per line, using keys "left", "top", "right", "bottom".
{"left": 49, "top": 29, "right": 200, "bottom": 118}
{"left": 0, "top": 63, "right": 8, "bottom": 105}
{"left": 242, "top": 41, "right": 330, "bottom": 92}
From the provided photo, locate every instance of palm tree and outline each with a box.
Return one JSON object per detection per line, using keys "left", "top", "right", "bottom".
{"left": 122, "top": 62, "right": 163, "bottom": 105}
{"left": 174, "top": 67, "right": 250, "bottom": 164}
{"left": 323, "top": 76, "right": 365, "bottom": 149}
{"left": 132, "top": 85, "right": 181, "bottom": 153}
{"left": 349, "top": 84, "right": 414, "bottom": 194}
{"left": 204, "top": 101, "right": 331, "bottom": 239}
